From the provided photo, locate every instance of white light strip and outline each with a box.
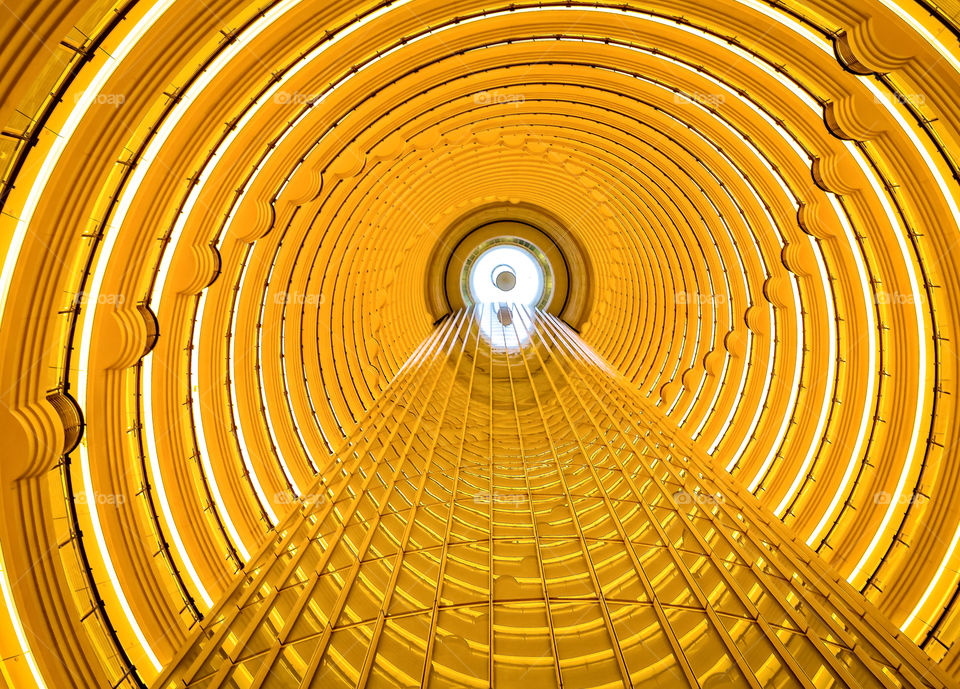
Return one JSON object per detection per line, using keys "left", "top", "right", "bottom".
{"left": 198, "top": 162, "right": 320, "bottom": 539}
{"left": 256, "top": 246, "right": 302, "bottom": 496}
{"left": 74, "top": 437, "right": 164, "bottom": 669}
{"left": 13, "top": 0, "right": 947, "bottom": 667}
{"left": 692, "top": 353, "right": 730, "bottom": 438}
{"left": 714, "top": 77, "right": 836, "bottom": 518}
{"left": 140, "top": 353, "right": 214, "bottom": 608}
{"left": 267, "top": 152, "right": 331, "bottom": 461}
{"left": 260, "top": 165, "right": 334, "bottom": 457}
{"left": 711, "top": 93, "right": 810, "bottom": 485}
{"left": 191, "top": 291, "right": 252, "bottom": 561}
{"left": 776, "top": 242, "right": 839, "bottom": 519}
{"left": 41, "top": 0, "right": 178, "bottom": 673}
{"left": 593, "top": 61, "right": 777, "bottom": 441}
{"left": 846, "top": 138, "right": 928, "bottom": 583}
{"left": 137, "top": 3, "right": 807, "bottom": 499}
{"left": 663, "top": 260, "right": 708, "bottom": 416}
{"left": 228, "top": 249, "right": 280, "bottom": 525}
{"left": 741, "top": 305, "right": 778, "bottom": 489}
{"left": 903, "top": 522, "right": 960, "bottom": 631}
{"left": 714, "top": 0, "right": 943, "bottom": 619}
{"left": 654, "top": 70, "right": 796, "bottom": 467}
{"left": 875, "top": 0, "right": 960, "bottom": 73}
{"left": 78, "top": 0, "right": 413, "bottom": 618}
{"left": 658, "top": 256, "right": 704, "bottom": 414}
{"left": 80, "top": 0, "right": 311, "bottom": 618}
{"left": 684, "top": 197, "right": 734, "bottom": 434}
{"left": 0, "top": 0, "right": 176, "bottom": 322}
{"left": 0, "top": 546, "right": 46, "bottom": 687}
{"left": 712, "top": 331, "right": 753, "bottom": 456}
{"left": 804, "top": 197, "right": 875, "bottom": 542}
{"left": 149, "top": 0, "right": 425, "bottom": 527}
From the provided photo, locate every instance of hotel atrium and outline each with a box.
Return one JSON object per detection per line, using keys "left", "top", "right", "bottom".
{"left": 2, "top": 0, "right": 960, "bottom": 686}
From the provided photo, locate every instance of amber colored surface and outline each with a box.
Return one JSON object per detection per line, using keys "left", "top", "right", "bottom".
{"left": 155, "top": 307, "right": 955, "bottom": 688}
{"left": 3, "top": 0, "right": 960, "bottom": 687}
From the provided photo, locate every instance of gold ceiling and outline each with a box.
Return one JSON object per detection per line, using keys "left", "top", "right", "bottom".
{"left": 2, "top": 0, "right": 960, "bottom": 686}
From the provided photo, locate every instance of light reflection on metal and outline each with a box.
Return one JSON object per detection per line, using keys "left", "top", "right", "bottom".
{"left": 155, "top": 307, "right": 951, "bottom": 689}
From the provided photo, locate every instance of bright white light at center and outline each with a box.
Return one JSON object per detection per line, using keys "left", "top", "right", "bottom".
{"left": 469, "top": 244, "right": 543, "bottom": 306}
{"left": 469, "top": 244, "right": 544, "bottom": 348}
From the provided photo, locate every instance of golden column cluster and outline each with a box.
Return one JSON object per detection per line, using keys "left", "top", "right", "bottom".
{"left": 156, "top": 306, "right": 954, "bottom": 688}
{"left": 2, "top": 0, "right": 960, "bottom": 687}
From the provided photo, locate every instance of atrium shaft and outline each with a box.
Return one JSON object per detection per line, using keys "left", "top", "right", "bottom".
{"left": 156, "top": 306, "right": 951, "bottom": 689}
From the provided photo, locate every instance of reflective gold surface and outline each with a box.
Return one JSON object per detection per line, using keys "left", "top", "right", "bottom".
{"left": 4, "top": 0, "right": 960, "bottom": 686}
{"left": 157, "top": 307, "right": 952, "bottom": 688}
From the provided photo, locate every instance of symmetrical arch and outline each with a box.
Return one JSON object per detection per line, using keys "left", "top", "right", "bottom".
{"left": 2, "top": 0, "right": 960, "bottom": 686}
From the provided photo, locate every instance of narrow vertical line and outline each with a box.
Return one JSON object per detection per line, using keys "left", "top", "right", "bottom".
{"left": 420, "top": 303, "right": 483, "bottom": 688}
{"left": 499, "top": 304, "right": 564, "bottom": 688}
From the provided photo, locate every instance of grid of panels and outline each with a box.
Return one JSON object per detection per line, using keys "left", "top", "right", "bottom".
{"left": 154, "top": 306, "right": 953, "bottom": 689}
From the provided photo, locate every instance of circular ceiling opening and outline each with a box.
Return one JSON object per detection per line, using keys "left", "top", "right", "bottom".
{"left": 463, "top": 239, "right": 550, "bottom": 309}
{"left": 429, "top": 212, "right": 589, "bottom": 327}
